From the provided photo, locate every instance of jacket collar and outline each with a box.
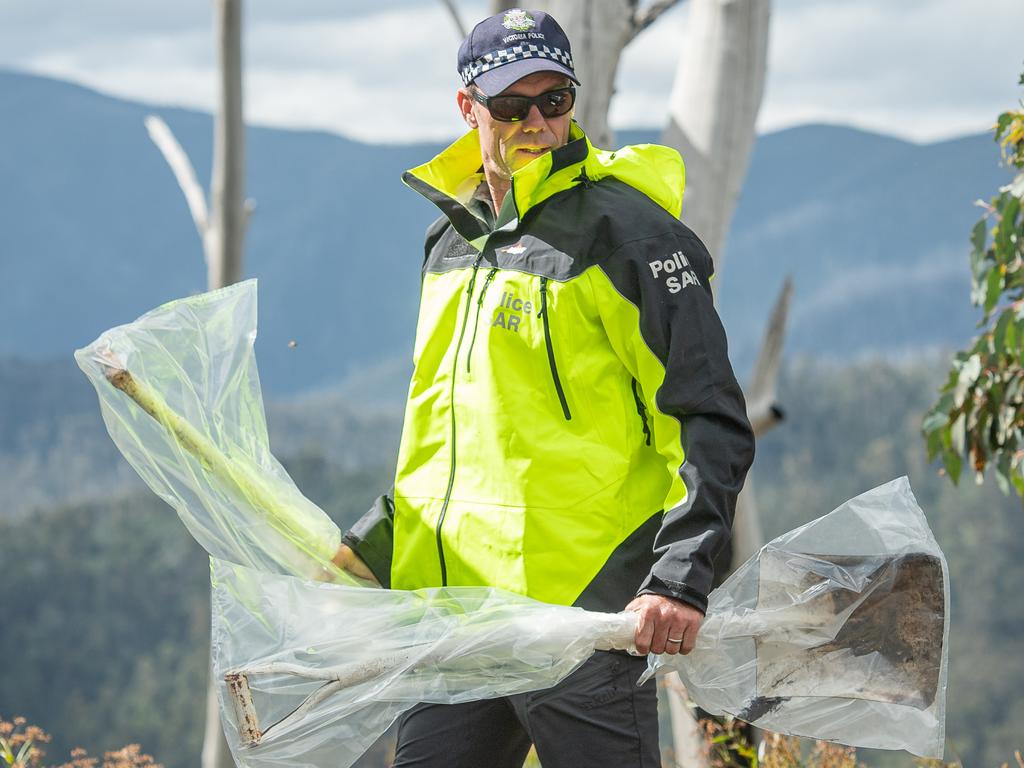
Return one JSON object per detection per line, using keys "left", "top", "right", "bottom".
{"left": 403, "top": 121, "right": 685, "bottom": 249}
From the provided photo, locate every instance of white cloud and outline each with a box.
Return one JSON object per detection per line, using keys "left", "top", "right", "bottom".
{"left": 23, "top": 27, "right": 216, "bottom": 112}
{"left": 759, "top": 0, "right": 1024, "bottom": 141}
{"left": 242, "top": 9, "right": 470, "bottom": 141}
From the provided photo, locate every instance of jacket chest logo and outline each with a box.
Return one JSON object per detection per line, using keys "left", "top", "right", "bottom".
{"left": 492, "top": 291, "right": 534, "bottom": 332}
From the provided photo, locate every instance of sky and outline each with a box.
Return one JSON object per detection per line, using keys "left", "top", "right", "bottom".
{"left": 3, "top": 0, "right": 1022, "bottom": 144}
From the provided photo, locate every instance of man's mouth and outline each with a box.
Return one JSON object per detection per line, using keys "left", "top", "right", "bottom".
{"left": 517, "top": 147, "right": 550, "bottom": 155}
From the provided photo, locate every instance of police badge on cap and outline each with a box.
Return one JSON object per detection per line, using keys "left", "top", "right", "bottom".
{"left": 457, "top": 8, "right": 580, "bottom": 96}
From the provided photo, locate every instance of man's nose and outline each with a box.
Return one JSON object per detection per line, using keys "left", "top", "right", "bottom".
{"left": 521, "top": 104, "right": 546, "bottom": 131}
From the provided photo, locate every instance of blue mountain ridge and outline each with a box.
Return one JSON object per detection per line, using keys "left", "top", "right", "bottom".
{"left": 0, "top": 70, "right": 1011, "bottom": 395}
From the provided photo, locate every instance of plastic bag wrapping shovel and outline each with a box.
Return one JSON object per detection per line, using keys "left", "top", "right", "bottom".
{"left": 76, "top": 282, "right": 949, "bottom": 765}
{"left": 210, "top": 562, "right": 635, "bottom": 768}
{"left": 210, "top": 478, "right": 948, "bottom": 766}
{"left": 74, "top": 281, "right": 344, "bottom": 582}
{"left": 645, "top": 477, "right": 950, "bottom": 758}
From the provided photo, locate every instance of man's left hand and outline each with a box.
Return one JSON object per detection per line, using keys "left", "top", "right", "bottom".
{"left": 624, "top": 594, "right": 703, "bottom": 655}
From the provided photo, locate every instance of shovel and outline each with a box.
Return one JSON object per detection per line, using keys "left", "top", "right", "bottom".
{"left": 727, "top": 549, "right": 945, "bottom": 721}
{"left": 221, "top": 548, "right": 944, "bottom": 747}
{"left": 96, "top": 362, "right": 947, "bottom": 751}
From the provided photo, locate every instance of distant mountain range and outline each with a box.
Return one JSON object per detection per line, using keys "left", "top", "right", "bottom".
{"left": 0, "top": 70, "right": 1011, "bottom": 394}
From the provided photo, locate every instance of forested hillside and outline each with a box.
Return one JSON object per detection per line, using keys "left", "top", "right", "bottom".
{"left": 0, "top": 357, "right": 405, "bottom": 519}
{"left": 2, "top": 358, "right": 1020, "bottom": 766}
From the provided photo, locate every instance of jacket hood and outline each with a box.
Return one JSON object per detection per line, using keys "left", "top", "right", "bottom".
{"left": 403, "top": 121, "right": 685, "bottom": 246}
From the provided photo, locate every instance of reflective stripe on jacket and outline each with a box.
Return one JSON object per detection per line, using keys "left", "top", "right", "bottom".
{"left": 344, "top": 122, "right": 754, "bottom": 613}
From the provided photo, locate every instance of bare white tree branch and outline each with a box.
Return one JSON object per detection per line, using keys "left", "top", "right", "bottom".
{"left": 661, "top": 0, "right": 771, "bottom": 277}
{"left": 241, "top": 197, "right": 257, "bottom": 249}
{"left": 630, "top": 0, "right": 684, "bottom": 42}
{"left": 439, "top": 0, "right": 469, "bottom": 38}
{"left": 144, "top": 115, "right": 209, "bottom": 249}
{"left": 746, "top": 276, "right": 792, "bottom": 437}
{"left": 730, "top": 276, "right": 791, "bottom": 586}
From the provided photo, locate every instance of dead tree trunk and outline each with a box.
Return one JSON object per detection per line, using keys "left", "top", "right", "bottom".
{"left": 661, "top": 0, "right": 770, "bottom": 266}
{"left": 539, "top": 0, "right": 635, "bottom": 149}
{"left": 202, "top": 2, "right": 247, "bottom": 762}
{"left": 656, "top": 4, "right": 771, "bottom": 760}
{"left": 208, "top": 0, "right": 246, "bottom": 290}
{"left": 146, "top": 1, "right": 248, "bottom": 765}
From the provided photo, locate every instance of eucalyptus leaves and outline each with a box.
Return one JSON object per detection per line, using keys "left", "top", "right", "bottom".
{"left": 924, "top": 71, "right": 1024, "bottom": 496}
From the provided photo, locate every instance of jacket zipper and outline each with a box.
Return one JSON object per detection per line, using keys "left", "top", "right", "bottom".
{"left": 466, "top": 267, "right": 498, "bottom": 374}
{"left": 539, "top": 276, "right": 571, "bottom": 420}
{"left": 631, "top": 378, "right": 652, "bottom": 446}
{"left": 436, "top": 255, "right": 483, "bottom": 584}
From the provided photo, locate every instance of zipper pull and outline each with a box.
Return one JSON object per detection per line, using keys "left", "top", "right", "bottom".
{"left": 465, "top": 253, "right": 484, "bottom": 295}
{"left": 573, "top": 168, "right": 593, "bottom": 189}
{"left": 478, "top": 268, "right": 498, "bottom": 305}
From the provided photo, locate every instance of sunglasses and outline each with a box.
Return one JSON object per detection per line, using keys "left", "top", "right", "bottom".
{"left": 471, "top": 85, "right": 576, "bottom": 123}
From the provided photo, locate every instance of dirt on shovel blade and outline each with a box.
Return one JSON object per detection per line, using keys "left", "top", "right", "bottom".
{"left": 740, "top": 551, "right": 944, "bottom": 722}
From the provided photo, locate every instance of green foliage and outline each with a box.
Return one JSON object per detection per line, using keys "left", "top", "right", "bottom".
{"left": 923, "top": 70, "right": 1024, "bottom": 496}
{"left": 700, "top": 717, "right": 762, "bottom": 767}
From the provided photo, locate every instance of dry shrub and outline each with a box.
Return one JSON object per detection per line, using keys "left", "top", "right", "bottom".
{"left": 0, "top": 716, "right": 161, "bottom": 768}
{"left": 807, "top": 739, "right": 860, "bottom": 768}
{"left": 759, "top": 732, "right": 803, "bottom": 768}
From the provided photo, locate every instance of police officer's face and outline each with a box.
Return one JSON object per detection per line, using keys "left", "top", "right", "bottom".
{"left": 458, "top": 71, "right": 574, "bottom": 181}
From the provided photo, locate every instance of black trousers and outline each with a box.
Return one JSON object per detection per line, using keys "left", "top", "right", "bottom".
{"left": 392, "top": 651, "right": 660, "bottom": 768}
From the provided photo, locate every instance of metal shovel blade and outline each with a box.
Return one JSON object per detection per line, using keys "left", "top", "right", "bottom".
{"left": 740, "top": 550, "right": 945, "bottom": 721}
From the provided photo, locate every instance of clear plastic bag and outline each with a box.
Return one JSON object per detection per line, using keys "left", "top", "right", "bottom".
{"left": 211, "top": 560, "right": 635, "bottom": 767}
{"left": 76, "top": 282, "right": 948, "bottom": 765}
{"left": 75, "top": 282, "right": 346, "bottom": 582}
{"left": 645, "top": 477, "right": 949, "bottom": 758}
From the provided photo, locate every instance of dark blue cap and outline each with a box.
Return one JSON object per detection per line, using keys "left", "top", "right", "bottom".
{"left": 457, "top": 8, "right": 580, "bottom": 96}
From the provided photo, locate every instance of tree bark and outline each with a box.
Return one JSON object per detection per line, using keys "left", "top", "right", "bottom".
{"left": 661, "top": 0, "right": 770, "bottom": 267}
{"left": 208, "top": 0, "right": 246, "bottom": 290}
{"left": 654, "top": 2, "right": 771, "bottom": 758}
{"left": 202, "top": 2, "right": 247, "bottom": 765}
{"left": 538, "top": 0, "right": 635, "bottom": 148}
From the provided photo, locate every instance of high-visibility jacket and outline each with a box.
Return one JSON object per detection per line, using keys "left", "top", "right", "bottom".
{"left": 344, "top": 122, "right": 754, "bottom": 614}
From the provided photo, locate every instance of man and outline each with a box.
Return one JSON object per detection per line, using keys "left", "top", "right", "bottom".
{"left": 336, "top": 8, "right": 754, "bottom": 767}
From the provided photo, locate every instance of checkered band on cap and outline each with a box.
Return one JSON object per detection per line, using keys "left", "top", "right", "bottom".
{"left": 459, "top": 44, "right": 575, "bottom": 86}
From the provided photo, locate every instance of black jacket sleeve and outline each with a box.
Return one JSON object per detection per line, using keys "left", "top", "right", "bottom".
{"left": 594, "top": 226, "right": 755, "bottom": 613}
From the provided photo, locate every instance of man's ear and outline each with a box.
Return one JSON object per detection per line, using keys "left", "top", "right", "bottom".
{"left": 457, "top": 89, "right": 478, "bottom": 129}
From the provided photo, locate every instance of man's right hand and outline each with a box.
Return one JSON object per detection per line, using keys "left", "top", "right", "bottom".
{"left": 333, "top": 543, "right": 381, "bottom": 586}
